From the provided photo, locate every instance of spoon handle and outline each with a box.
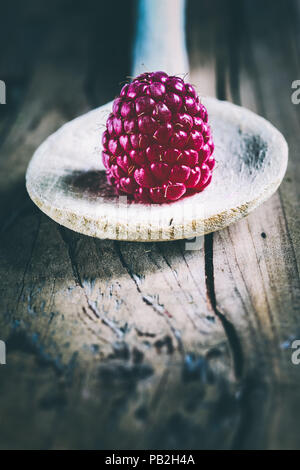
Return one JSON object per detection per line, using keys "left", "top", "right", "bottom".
{"left": 132, "top": 0, "right": 189, "bottom": 77}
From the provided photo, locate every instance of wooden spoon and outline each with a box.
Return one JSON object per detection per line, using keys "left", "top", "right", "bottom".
{"left": 26, "top": 0, "right": 288, "bottom": 242}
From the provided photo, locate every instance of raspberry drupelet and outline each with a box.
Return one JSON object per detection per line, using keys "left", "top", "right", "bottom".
{"left": 102, "top": 71, "right": 215, "bottom": 203}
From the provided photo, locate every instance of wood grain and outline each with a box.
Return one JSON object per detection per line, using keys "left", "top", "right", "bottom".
{"left": 0, "top": 0, "right": 299, "bottom": 449}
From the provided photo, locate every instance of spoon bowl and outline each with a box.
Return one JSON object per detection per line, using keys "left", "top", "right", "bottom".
{"left": 25, "top": 97, "right": 288, "bottom": 241}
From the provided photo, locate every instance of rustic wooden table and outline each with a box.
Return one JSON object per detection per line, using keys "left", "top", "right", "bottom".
{"left": 0, "top": 0, "right": 299, "bottom": 450}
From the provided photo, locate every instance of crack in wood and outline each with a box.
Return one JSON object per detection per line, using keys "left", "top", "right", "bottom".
{"left": 16, "top": 213, "right": 41, "bottom": 311}
{"left": 114, "top": 241, "right": 184, "bottom": 354}
{"left": 204, "top": 233, "right": 244, "bottom": 379}
{"left": 58, "top": 227, "right": 83, "bottom": 288}
{"left": 278, "top": 189, "right": 300, "bottom": 282}
{"left": 58, "top": 227, "right": 124, "bottom": 339}
{"left": 86, "top": 299, "right": 124, "bottom": 339}
{"left": 156, "top": 244, "right": 206, "bottom": 333}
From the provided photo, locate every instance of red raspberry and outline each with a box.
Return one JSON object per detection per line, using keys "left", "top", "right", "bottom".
{"left": 102, "top": 71, "right": 215, "bottom": 203}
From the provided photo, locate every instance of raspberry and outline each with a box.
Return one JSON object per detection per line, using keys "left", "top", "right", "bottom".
{"left": 102, "top": 71, "right": 215, "bottom": 203}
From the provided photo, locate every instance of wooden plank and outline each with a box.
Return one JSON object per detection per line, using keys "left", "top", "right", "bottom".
{"left": 202, "top": 0, "right": 300, "bottom": 449}
{"left": 0, "top": 2, "right": 93, "bottom": 450}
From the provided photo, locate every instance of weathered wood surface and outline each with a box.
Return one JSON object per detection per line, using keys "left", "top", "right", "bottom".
{"left": 0, "top": 0, "right": 299, "bottom": 449}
